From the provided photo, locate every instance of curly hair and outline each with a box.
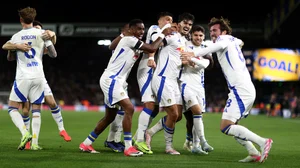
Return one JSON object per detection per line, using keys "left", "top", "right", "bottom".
{"left": 208, "top": 17, "right": 232, "bottom": 35}
{"left": 18, "top": 7, "right": 36, "bottom": 24}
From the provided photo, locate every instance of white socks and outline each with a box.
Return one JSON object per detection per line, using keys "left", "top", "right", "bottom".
{"left": 51, "top": 106, "right": 65, "bottom": 131}
{"left": 31, "top": 110, "right": 41, "bottom": 145}
{"left": 9, "top": 109, "right": 27, "bottom": 136}
{"left": 234, "top": 136, "right": 260, "bottom": 155}
{"left": 227, "top": 125, "right": 266, "bottom": 146}
{"left": 148, "top": 117, "right": 164, "bottom": 137}
{"left": 136, "top": 108, "right": 152, "bottom": 142}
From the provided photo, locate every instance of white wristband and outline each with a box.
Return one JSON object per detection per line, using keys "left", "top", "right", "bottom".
{"left": 161, "top": 23, "right": 171, "bottom": 32}
{"left": 158, "top": 34, "right": 165, "bottom": 39}
{"left": 44, "top": 40, "right": 53, "bottom": 47}
{"left": 120, "top": 33, "right": 124, "bottom": 37}
{"left": 148, "top": 57, "right": 154, "bottom": 60}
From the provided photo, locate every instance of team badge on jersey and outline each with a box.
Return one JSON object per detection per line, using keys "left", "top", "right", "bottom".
{"left": 120, "top": 92, "right": 125, "bottom": 96}
{"left": 133, "top": 54, "right": 139, "bottom": 60}
{"left": 188, "top": 100, "right": 192, "bottom": 105}
{"left": 176, "top": 46, "right": 185, "bottom": 52}
{"left": 167, "top": 99, "right": 172, "bottom": 104}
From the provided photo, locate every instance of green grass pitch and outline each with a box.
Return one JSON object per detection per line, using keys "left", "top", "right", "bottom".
{"left": 0, "top": 110, "right": 300, "bottom": 168}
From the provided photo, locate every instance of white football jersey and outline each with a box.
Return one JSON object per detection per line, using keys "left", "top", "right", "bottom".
{"left": 180, "top": 41, "right": 209, "bottom": 89}
{"left": 215, "top": 35, "right": 252, "bottom": 87}
{"left": 137, "top": 25, "right": 161, "bottom": 72}
{"left": 102, "top": 36, "right": 143, "bottom": 83}
{"left": 10, "top": 27, "right": 52, "bottom": 79}
{"left": 153, "top": 32, "right": 185, "bottom": 79}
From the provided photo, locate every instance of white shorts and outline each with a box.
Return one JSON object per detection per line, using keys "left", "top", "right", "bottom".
{"left": 180, "top": 82, "right": 206, "bottom": 112}
{"left": 9, "top": 78, "right": 45, "bottom": 104}
{"left": 44, "top": 79, "right": 53, "bottom": 96}
{"left": 137, "top": 68, "right": 156, "bottom": 103}
{"left": 152, "top": 76, "right": 182, "bottom": 107}
{"left": 222, "top": 85, "right": 256, "bottom": 123}
{"left": 100, "top": 75, "right": 128, "bottom": 108}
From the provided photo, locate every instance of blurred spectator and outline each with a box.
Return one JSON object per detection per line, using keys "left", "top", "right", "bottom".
{"left": 291, "top": 96, "right": 299, "bottom": 118}
{"left": 267, "top": 93, "right": 277, "bottom": 116}
{"left": 280, "top": 94, "right": 290, "bottom": 118}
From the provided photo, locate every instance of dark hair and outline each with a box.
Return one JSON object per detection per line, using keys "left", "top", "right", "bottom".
{"left": 208, "top": 17, "right": 232, "bottom": 35}
{"left": 129, "top": 19, "right": 143, "bottom": 28}
{"left": 33, "top": 20, "right": 43, "bottom": 28}
{"left": 18, "top": 7, "right": 36, "bottom": 24}
{"left": 178, "top": 12, "right": 195, "bottom": 23}
{"left": 157, "top": 11, "right": 173, "bottom": 20}
{"left": 191, "top": 25, "right": 205, "bottom": 34}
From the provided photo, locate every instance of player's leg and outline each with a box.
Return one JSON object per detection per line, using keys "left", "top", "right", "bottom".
{"left": 21, "top": 101, "right": 32, "bottom": 150}
{"left": 105, "top": 108, "right": 124, "bottom": 152}
{"left": 114, "top": 110, "right": 125, "bottom": 144}
{"left": 163, "top": 104, "right": 180, "bottom": 155}
{"left": 113, "top": 110, "right": 125, "bottom": 151}
{"left": 162, "top": 80, "right": 182, "bottom": 155}
{"left": 183, "top": 110, "right": 193, "bottom": 151}
{"left": 221, "top": 93, "right": 273, "bottom": 163}
{"left": 29, "top": 78, "right": 45, "bottom": 150}
{"left": 235, "top": 136, "right": 261, "bottom": 162}
{"left": 134, "top": 101, "right": 155, "bottom": 154}
{"left": 30, "top": 103, "right": 42, "bottom": 150}
{"left": 21, "top": 101, "right": 31, "bottom": 131}
{"left": 182, "top": 83, "right": 205, "bottom": 153}
{"left": 198, "top": 97, "right": 214, "bottom": 152}
{"left": 80, "top": 107, "right": 118, "bottom": 153}
{"left": 134, "top": 68, "right": 157, "bottom": 142}
{"left": 9, "top": 101, "right": 32, "bottom": 150}
{"left": 8, "top": 80, "right": 32, "bottom": 150}
{"left": 145, "top": 76, "right": 166, "bottom": 144}
{"left": 44, "top": 82, "right": 71, "bottom": 142}
{"left": 188, "top": 104, "right": 208, "bottom": 155}
{"left": 119, "top": 98, "right": 143, "bottom": 157}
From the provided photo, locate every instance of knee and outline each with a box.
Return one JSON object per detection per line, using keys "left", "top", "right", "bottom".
{"left": 176, "top": 112, "right": 182, "bottom": 122}
{"left": 169, "top": 112, "right": 179, "bottom": 122}
{"left": 47, "top": 101, "right": 57, "bottom": 109}
{"left": 220, "top": 124, "right": 232, "bottom": 134}
{"left": 124, "top": 104, "right": 134, "bottom": 114}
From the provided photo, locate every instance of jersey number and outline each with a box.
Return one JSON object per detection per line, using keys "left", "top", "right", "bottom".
{"left": 24, "top": 42, "right": 36, "bottom": 59}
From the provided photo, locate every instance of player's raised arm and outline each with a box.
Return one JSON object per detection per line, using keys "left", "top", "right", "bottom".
{"left": 193, "top": 39, "right": 227, "bottom": 57}
{"left": 109, "top": 23, "right": 129, "bottom": 50}
{"left": 44, "top": 40, "right": 57, "bottom": 58}
{"left": 139, "top": 25, "right": 172, "bottom": 53}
